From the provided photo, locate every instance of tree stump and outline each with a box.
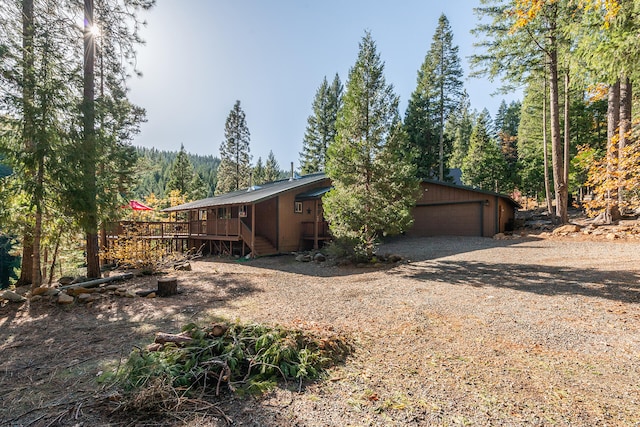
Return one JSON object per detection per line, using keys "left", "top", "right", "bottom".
{"left": 157, "top": 277, "right": 178, "bottom": 297}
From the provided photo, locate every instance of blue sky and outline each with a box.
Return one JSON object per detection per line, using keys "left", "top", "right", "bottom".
{"left": 128, "top": 0, "right": 520, "bottom": 167}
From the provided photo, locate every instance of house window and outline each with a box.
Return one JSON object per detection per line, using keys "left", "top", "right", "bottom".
{"left": 294, "top": 201, "right": 303, "bottom": 213}
{"left": 199, "top": 210, "right": 207, "bottom": 220}
{"left": 239, "top": 205, "right": 247, "bottom": 217}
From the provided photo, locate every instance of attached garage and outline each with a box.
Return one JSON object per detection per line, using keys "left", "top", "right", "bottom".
{"left": 408, "top": 181, "right": 520, "bottom": 238}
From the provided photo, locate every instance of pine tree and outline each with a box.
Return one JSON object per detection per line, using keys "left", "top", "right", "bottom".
{"left": 405, "top": 14, "right": 463, "bottom": 181}
{"left": 253, "top": 156, "right": 265, "bottom": 185}
{"left": 446, "top": 90, "right": 475, "bottom": 169}
{"left": 216, "top": 100, "right": 251, "bottom": 194}
{"left": 495, "top": 100, "right": 522, "bottom": 191}
{"left": 324, "top": 32, "right": 419, "bottom": 258}
{"left": 166, "top": 144, "right": 204, "bottom": 200}
{"left": 299, "top": 73, "right": 343, "bottom": 174}
{"left": 264, "top": 150, "right": 281, "bottom": 183}
{"left": 472, "top": 1, "right": 572, "bottom": 222}
{"left": 461, "top": 110, "right": 508, "bottom": 192}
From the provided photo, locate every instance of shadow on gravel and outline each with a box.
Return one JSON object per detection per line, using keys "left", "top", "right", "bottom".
{"left": 208, "top": 236, "right": 535, "bottom": 278}
{"left": 0, "top": 271, "right": 262, "bottom": 427}
{"left": 403, "top": 260, "right": 640, "bottom": 303}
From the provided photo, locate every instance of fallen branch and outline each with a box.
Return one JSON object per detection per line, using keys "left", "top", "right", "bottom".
{"left": 58, "top": 273, "right": 134, "bottom": 291}
{"left": 154, "top": 332, "right": 193, "bottom": 345}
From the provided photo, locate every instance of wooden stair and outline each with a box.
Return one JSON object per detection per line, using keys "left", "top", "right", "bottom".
{"left": 251, "top": 235, "right": 278, "bottom": 256}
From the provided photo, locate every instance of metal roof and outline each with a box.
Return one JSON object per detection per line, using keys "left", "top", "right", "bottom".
{"left": 295, "top": 186, "right": 332, "bottom": 200}
{"left": 163, "top": 172, "right": 329, "bottom": 212}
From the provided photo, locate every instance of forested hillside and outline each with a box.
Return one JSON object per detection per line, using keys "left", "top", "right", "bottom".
{"left": 132, "top": 147, "right": 220, "bottom": 199}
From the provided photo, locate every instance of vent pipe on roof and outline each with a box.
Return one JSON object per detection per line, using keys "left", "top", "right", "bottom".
{"left": 289, "top": 162, "right": 294, "bottom": 181}
{"left": 247, "top": 171, "right": 253, "bottom": 192}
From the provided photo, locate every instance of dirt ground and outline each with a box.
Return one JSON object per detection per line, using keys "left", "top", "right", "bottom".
{"left": 2, "top": 233, "right": 640, "bottom": 426}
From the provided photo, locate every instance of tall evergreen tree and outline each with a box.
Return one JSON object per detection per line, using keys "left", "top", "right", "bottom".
{"left": 495, "top": 100, "right": 522, "bottom": 191}
{"left": 446, "top": 90, "right": 476, "bottom": 169}
{"left": 324, "top": 31, "right": 419, "bottom": 257}
{"left": 166, "top": 144, "right": 205, "bottom": 200}
{"left": 253, "top": 156, "right": 265, "bottom": 185}
{"left": 472, "top": 0, "right": 572, "bottom": 223}
{"left": 299, "top": 73, "right": 343, "bottom": 174}
{"left": 264, "top": 150, "right": 281, "bottom": 183}
{"left": 216, "top": 100, "right": 251, "bottom": 194}
{"left": 405, "top": 14, "right": 463, "bottom": 181}
{"left": 461, "top": 110, "right": 509, "bottom": 192}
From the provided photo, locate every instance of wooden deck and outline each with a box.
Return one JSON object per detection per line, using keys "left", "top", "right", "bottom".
{"left": 104, "top": 220, "right": 276, "bottom": 256}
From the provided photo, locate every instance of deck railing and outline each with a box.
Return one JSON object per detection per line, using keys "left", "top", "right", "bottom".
{"left": 105, "top": 221, "right": 190, "bottom": 238}
{"left": 105, "top": 219, "right": 242, "bottom": 239}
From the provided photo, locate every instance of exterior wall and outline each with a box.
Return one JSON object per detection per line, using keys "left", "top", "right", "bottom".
{"left": 255, "top": 198, "right": 278, "bottom": 246}
{"left": 276, "top": 179, "right": 331, "bottom": 252}
{"left": 408, "top": 182, "right": 516, "bottom": 237}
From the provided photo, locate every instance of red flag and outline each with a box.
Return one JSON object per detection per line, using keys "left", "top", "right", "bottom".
{"left": 129, "top": 200, "right": 153, "bottom": 211}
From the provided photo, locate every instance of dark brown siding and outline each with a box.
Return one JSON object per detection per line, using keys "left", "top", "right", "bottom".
{"left": 408, "top": 182, "right": 516, "bottom": 237}
{"left": 276, "top": 179, "right": 331, "bottom": 252}
{"left": 255, "top": 198, "right": 278, "bottom": 246}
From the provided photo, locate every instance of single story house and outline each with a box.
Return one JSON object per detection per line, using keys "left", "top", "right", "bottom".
{"left": 105, "top": 173, "right": 519, "bottom": 257}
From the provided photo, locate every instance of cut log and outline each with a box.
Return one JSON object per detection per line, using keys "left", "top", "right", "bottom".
{"left": 58, "top": 273, "right": 134, "bottom": 291}
{"left": 157, "top": 277, "right": 178, "bottom": 297}
{"left": 154, "top": 332, "right": 192, "bottom": 345}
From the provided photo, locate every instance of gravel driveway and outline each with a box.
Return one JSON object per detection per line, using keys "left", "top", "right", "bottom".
{"left": 197, "top": 235, "right": 640, "bottom": 426}
{"left": 2, "top": 235, "right": 639, "bottom": 426}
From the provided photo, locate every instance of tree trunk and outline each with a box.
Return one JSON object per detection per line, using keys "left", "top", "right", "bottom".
{"left": 563, "top": 71, "right": 570, "bottom": 199}
{"left": 18, "top": 0, "right": 35, "bottom": 287}
{"left": 83, "top": 0, "right": 100, "bottom": 278}
{"left": 547, "top": 40, "right": 568, "bottom": 224}
{"left": 542, "top": 75, "right": 553, "bottom": 215}
{"left": 618, "top": 76, "right": 631, "bottom": 207}
{"left": 606, "top": 80, "right": 620, "bottom": 223}
{"left": 48, "top": 234, "right": 61, "bottom": 285}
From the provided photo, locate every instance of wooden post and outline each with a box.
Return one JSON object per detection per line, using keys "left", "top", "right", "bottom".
{"left": 251, "top": 204, "right": 255, "bottom": 255}
{"left": 313, "top": 199, "right": 319, "bottom": 249}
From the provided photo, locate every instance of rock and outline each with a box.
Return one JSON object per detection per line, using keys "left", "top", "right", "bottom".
{"left": 553, "top": 224, "right": 581, "bottom": 235}
{"left": 296, "top": 254, "right": 312, "bottom": 262}
{"left": 30, "top": 295, "right": 43, "bottom": 303}
{"left": 493, "top": 233, "right": 506, "bottom": 240}
{"left": 606, "top": 233, "right": 619, "bottom": 240}
{"left": 44, "top": 288, "right": 60, "bottom": 297}
{"left": 32, "top": 286, "right": 50, "bottom": 296}
{"left": 146, "top": 292, "right": 156, "bottom": 298}
{"left": 387, "top": 254, "right": 403, "bottom": 263}
{"left": 104, "top": 284, "right": 120, "bottom": 291}
{"left": 66, "top": 287, "right": 95, "bottom": 296}
{"left": 78, "top": 293, "right": 99, "bottom": 303}
{"left": 58, "top": 276, "right": 74, "bottom": 286}
{"left": 57, "top": 293, "right": 74, "bottom": 304}
{"left": 2, "top": 290, "right": 27, "bottom": 303}
{"left": 313, "top": 253, "right": 327, "bottom": 263}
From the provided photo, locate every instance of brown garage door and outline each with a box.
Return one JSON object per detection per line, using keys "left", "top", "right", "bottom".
{"left": 408, "top": 203, "right": 482, "bottom": 237}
